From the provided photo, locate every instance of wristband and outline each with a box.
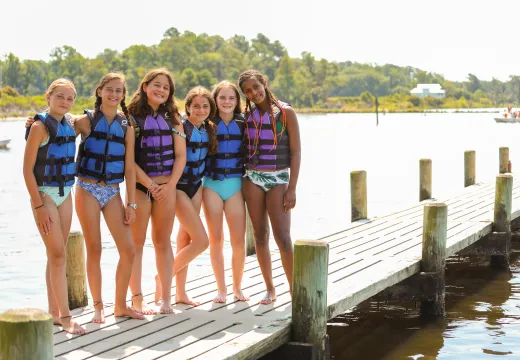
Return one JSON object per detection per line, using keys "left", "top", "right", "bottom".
{"left": 34, "top": 204, "right": 44, "bottom": 210}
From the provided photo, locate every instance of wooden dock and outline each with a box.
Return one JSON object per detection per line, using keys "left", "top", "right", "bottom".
{"left": 1, "top": 149, "right": 518, "bottom": 360}
{"left": 42, "top": 175, "right": 519, "bottom": 360}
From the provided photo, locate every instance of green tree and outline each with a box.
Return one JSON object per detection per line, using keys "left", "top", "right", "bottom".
{"left": 5, "top": 53, "right": 21, "bottom": 89}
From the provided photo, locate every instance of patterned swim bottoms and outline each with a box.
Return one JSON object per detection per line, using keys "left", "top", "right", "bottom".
{"left": 77, "top": 180, "right": 120, "bottom": 208}
{"left": 243, "top": 168, "right": 289, "bottom": 192}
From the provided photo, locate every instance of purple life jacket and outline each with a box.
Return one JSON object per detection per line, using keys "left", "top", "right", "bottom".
{"left": 131, "top": 109, "right": 175, "bottom": 177}
{"left": 245, "top": 101, "right": 290, "bottom": 171}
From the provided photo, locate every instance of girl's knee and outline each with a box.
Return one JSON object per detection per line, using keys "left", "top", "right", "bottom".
{"left": 276, "top": 235, "right": 293, "bottom": 253}
{"left": 47, "top": 248, "right": 66, "bottom": 266}
{"left": 120, "top": 243, "right": 136, "bottom": 262}
{"left": 85, "top": 243, "right": 102, "bottom": 260}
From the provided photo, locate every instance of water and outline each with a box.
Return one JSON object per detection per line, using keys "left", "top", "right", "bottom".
{"left": 2, "top": 112, "right": 520, "bottom": 358}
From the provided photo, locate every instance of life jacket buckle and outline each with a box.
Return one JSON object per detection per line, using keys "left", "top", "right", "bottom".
{"left": 105, "top": 154, "right": 112, "bottom": 162}
{"left": 156, "top": 164, "right": 163, "bottom": 172}
{"left": 106, "top": 173, "right": 112, "bottom": 180}
{"left": 106, "top": 134, "right": 113, "bottom": 140}
{"left": 223, "top": 134, "right": 230, "bottom": 140}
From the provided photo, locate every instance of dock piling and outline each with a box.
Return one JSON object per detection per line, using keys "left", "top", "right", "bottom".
{"left": 491, "top": 174, "right": 513, "bottom": 268}
{"left": 292, "top": 240, "right": 329, "bottom": 360}
{"left": 419, "top": 159, "right": 432, "bottom": 201}
{"left": 351, "top": 171, "right": 367, "bottom": 222}
{"left": 245, "top": 208, "right": 256, "bottom": 256}
{"left": 420, "top": 202, "right": 447, "bottom": 316}
{"left": 499, "top": 147, "right": 509, "bottom": 174}
{"left": 66, "top": 231, "right": 88, "bottom": 309}
{"left": 464, "top": 150, "right": 476, "bottom": 187}
{"left": 0, "top": 308, "right": 53, "bottom": 359}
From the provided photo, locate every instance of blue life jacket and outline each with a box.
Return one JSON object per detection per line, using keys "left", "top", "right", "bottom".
{"left": 76, "top": 110, "right": 128, "bottom": 184}
{"left": 26, "top": 112, "right": 76, "bottom": 196}
{"left": 205, "top": 114, "right": 244, "bottom": 181}
{"left": 131, "top": 109, "right": 175, "bottom": 177}
{"left": 179, "top": 119, "right": 209, "bottom": 185}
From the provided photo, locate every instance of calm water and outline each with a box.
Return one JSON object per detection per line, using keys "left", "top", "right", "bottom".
{"left": 2, "top": 112, "right": 520, "bottom": 358}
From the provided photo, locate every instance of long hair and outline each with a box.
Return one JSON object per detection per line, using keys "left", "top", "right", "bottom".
{"left": 185, "top": 86, "right": 218, "bottom": 156}
{"left": 127, "top": 68, "right": 180, "bottom": 125}
{"left": 93, "top": 72, "right": 130, "bottom": 120}
{"left": 211, "top": 80, "right": 242, "bottom": 117}
{"left": 237, "top": 69, "right": 287, "bottom": 154}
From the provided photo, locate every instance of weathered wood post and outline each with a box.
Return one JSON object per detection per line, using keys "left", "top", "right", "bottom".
{"left": 0, "top": 308, "right": 53, "bottom": 359}
{"left": 245, "top": 208, "right": 256, "bottom": 256}
{"left": 66, "top": 231, "right": 88, "bottom": 309}
{"left": 464, "top": 150, "right": 476, "bottom": 187}
{"left": 292, "top": 240, "right": 329, "bottom": 360}
{"left": 490, "top": 174, "right": 513, "bottom": 268}
{"left": 499, "top": 147, "right": 509, "bottom": 174}
{"left": 420, "top": 159, "right": 432, "bottom": 201}
{"left": 420, "top": 202, "right": 447, "bottom": 316}
{"left": 351, "top": 171, "right": 367, "bottom": 222}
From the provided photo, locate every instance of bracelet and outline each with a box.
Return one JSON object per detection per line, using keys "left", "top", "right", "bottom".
{"left": 149, "top": 181, "right": 157, "bottom": 190}
{"left": 34, "top": 204, "right": 44, "bottom": 210}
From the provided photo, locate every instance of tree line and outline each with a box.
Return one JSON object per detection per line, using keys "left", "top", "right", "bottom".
{"left": 1, "top": 27, "right": 519, "bottom": 108}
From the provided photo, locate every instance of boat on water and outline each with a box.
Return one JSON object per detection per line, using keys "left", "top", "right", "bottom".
{"left": 495, "top": 105, "right": 520, "bottom": 123}
{"left": 0, "top": 138, "right": 11, "bottom": 148}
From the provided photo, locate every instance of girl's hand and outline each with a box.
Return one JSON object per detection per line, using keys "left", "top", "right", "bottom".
{"left": 25, "top": 116, "right": 35, "bottom": 128}
{"left": 124, "top": 206, "right": 136, "bottom": 225}
{"left": 151, "top": 181, "right": 176, "bottom": 203}
{"left": 283, "top": 188, "right": 296, "bottom": 213}
{"left": 36, "top": 206, "right": 53, "bottom": 235}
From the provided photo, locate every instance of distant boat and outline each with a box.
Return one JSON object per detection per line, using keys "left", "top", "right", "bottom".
{"left": 0, "top": 138, "right": 11, "bottom": 148}
{"left": 495, "top": 116, "right": 520, "bottom": 123}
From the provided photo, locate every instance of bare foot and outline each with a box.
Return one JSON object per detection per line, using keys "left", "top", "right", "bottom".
{"left": 175, "top": 294, "right": 200, "bottom": 307}
{"left": 114, "top": 305, "right": 145, "bottom": 320}
{"left": 233, "top": 288, "right": 250, "bottom": 302}
{"left": 92, "top": 301, "right": 105, "bottom": 324}
{"left": 131, "top": 293, "right": 157, "bottom": 315}
{"left": 259, "top": 289, "right": 276, "bottom": 305}
{"left": 61, "top": 316, "right": 86, "bottom": 335}
{"left": 154, "top": 274, "right": 161, "bottom": 304}
{"left": 213, "top": 290, "right": 227, "bottom": 303}
{"left": 160, "top": 299, "right": 174, "bottom": 314}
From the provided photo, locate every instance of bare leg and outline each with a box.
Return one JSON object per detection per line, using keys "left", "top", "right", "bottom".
{"left": 76, "top": 185, "right": 105, "bottom": 324}
{"left": 202, "top": 187, "right": 226, "bottom": 303}
{"left": 33, "top": 195, "right": 85, "bottom": 335}
{"left": 173, "top": 188, "right": 208, "bottom": 306}
{"left": 224, "top": 190, "right": 248, "bottom": 301}
{"left": 266, "top": 183, "right": 293, "bottom": 295}
{"left": 129, "top": 190, "right": 156, "bottom": 315}
{"left": 242, "top": 179, "right": 275, "bottom": 304}
{"left": 150, "top": 190, "right": 175, "bottom": 314}
{"left": 102, "top": 193, "right": 144, "bottom": 320}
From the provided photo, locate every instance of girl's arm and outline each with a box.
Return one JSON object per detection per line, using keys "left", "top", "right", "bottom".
{"left": 73, "top": 114, "right": 91, "bottom": 137}
{"left": 23, "top": 122, "right": 53, "bottom": 235}
{"left": 124, "top": 127, "right": 137, "bottom": 225}
{"left": 284, "top": 107, "right": 301, "bottom": 212}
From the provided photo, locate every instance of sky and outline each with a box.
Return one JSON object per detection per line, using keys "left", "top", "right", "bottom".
{"left": 1, "top": 0, "right": 518, "bottom": 82}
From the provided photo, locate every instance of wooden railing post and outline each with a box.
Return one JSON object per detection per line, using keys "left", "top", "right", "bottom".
{"left": 499, "top": 147, "right": 509, "bottom": 174}
{"left": 350, "top": 171, "right": 367, "bottom": 222}
{"left": 420, "top": 202, "right": 447, "bottom": 316}
{"left": 0, "top": 308, "right": 53, "bottom": 359}
{"left": 464, "top": 150, "right": 476, "bottom": 187}
{"left": 292, "top": 240, "right": 329, "bottom": 360}
{"left": 66, "top": 231, "right": 88, "bottom": 309}
{"left": 491, "top": 174, "right": 513, "bottom": 268}
{"left": 419, "top": 159, "right": 432, "bottom": 201}
{"left": 245, "top": 208, "right": 256, "bottom": 256}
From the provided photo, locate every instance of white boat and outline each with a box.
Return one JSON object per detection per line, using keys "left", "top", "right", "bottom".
{"left": 495, "top": 117, "right": 520, "bottom": 123}
{"left": 0, "top": 138, "right": 11, "bottom": 148}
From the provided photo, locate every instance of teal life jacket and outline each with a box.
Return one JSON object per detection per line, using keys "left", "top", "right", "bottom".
{"left": 179, "top": 119, "right": 209, "bottom": 185}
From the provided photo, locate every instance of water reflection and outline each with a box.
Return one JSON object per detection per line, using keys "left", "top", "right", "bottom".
{"left": 329, "top": 254, "right": 520, "bottom": 359}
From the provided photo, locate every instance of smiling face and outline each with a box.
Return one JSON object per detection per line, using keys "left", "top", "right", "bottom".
{"left": 186, "top": 95, "right": 211, "bottom": 124}
{"left": 240, "top": 77, "right": 267, "bottom": 105}
{"left": 143, "top": 74, "right": 170, "bottom": 110}
{"left": 47, "top": 86, "right": 75, "bottom": 116}
{"left": 98, "top": 78, "right": 125, "bottom": 108}
{"left": 216, "top": 86, "right": 238, "bottom": 117}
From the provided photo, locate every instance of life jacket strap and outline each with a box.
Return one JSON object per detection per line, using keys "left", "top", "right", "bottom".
{"left": 90, "top": 131, "right": 126, "bottom": 144}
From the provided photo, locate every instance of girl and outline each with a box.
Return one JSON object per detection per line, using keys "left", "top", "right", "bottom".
{"left": 23, "top": 79, "right": 86, "bottom": 335}
{"left": 155, "top": 86, "right": 217, "bottom": 306}
{"left": 203, "top": 81, "right": 248, "bottom": 303}
{"left": 127, "top": 68, "right": 186, "bottom": 315}
{"left": 74, "top": 73, "right": 143, "bottom": 323}
{"left": 238, "top": 69, "right": 301, "bottom": 305}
